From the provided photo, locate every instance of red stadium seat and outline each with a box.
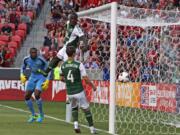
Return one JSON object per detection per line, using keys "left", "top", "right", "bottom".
{"left": 11, "top": 35, "right": 22, "bottom": 48}
{"left": 8, "top": 23, "right": 15, "bottom": 30}
{"left": 0, "top": 35, "right": 10, "bottom": 42}
{"left": 16, "top": 11, "right": 21, "bottom": 16}
{"left": 18, "top": 23, "right": 27, "bottom": 33}
{"left": 15, "top": 30, "right": 26, "bottom": 39}
{"left": 0, "top": 40, "right": 6, "bottom": 46}
{"left": 8, "top": 41, "right": 18, "bottom": 50}
{"left": 8, "top": 47, "right": 16, "bottom": 57}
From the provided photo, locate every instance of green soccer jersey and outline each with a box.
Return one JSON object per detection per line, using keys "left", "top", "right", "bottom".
{"left": 64, "top": 21, "right": 84, "bottom": 48}
{"left": 60, "top": 60, "right": 87, "bottom": 95}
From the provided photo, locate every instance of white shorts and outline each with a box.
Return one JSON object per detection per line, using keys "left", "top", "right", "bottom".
{"left": 57, "top": 46, "right": 68, "bottom": 61}
{"left": 68, "top": 91, "right": 89, "bottom": 109}
{"left": 57, "top": 46, "right": 81, "bottom": 61}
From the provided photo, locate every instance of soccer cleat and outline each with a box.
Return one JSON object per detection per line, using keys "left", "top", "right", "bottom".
{"left": 36, "top": 114, "right": 44, "bottom": 123}
{"left": 27, "top": 115, "right": 37, "bottom": 123}
{"left": 74, "top": 128, "right": 81, "bottom": 133}
{"left": 74, "top": 121, "right": 81, "bottom": 133}
{"left": 90, "top": 126, "right": 97, "bottom": 134}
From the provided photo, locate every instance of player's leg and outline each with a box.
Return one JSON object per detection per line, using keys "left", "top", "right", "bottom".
{"left": 44, "top": 46, "right": 66, "bottom": 74}
{"left": 34, "top": 90, "right": 44, "bottom": 122}
{"left": 25, "top": 80, "right": 36, "bottom": 123}
{"left": 34, "top": 78, "right": 45, "bottom": 123}
{"left": 80, "top": 91, "right": 96, "bottom": 134}
{"left": 68, "top": 95, "right": 81, "bottom": 133}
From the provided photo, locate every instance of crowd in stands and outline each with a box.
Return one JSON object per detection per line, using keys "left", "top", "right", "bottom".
{"left": 42, "top": 0, "right": 179, "bottom": 83}
{"left": 1, "top": 0, "right": 178, "bottom": 83}
{"left": 0, "top": 0, "right": 44, "bottom": 67}
{"left": 60, "top": 0, "right": 179, "bottom": 11}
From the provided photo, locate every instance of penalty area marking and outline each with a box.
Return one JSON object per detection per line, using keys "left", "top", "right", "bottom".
{"left": 0, "top": 104, "right": 114, "bottom": 134}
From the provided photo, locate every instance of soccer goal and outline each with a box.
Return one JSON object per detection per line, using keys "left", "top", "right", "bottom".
{"left": 75, "top": 2, "right": 180, "bottom": 135}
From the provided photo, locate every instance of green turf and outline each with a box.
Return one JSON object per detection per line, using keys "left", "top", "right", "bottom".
{"left": 0, "top": 101, "right": 179, "bottom": 135}
{"left": 0, "top": 101, "right": 110, "bottom": 135}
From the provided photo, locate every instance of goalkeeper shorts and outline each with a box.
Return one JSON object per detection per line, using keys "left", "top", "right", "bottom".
{"left": 26, "top": 77, "right": 46, "bottom": 92}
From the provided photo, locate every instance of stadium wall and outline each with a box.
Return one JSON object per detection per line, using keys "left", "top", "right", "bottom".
{"left": 0, "top": 69, "right": 179, "bottom": 113}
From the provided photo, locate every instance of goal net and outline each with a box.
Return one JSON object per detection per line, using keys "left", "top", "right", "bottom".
{"left": 76, "top": 2, "right": 180, "bottom": 135}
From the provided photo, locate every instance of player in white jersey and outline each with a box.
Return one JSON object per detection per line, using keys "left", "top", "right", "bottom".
{"left": 39, "top": 12, "right": 88, "bottom": 76}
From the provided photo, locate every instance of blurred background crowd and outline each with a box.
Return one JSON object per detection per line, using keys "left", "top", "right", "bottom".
{"left": 0, "top": 0, "right": 179, "bottom": 83}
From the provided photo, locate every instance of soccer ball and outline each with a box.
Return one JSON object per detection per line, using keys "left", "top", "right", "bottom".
{"left": 118, "top": 72, "right": 129, "bottom": 82}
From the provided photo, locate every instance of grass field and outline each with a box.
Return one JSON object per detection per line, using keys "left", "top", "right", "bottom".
{"left": 0, "top": 101, "right": 110, "bottom": 135}
{"left": 0, "top": 101, "right": 179, "bottom": 135}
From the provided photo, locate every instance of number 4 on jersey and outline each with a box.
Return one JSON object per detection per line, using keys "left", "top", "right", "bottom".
{"left": 67, "top": 70, "right": 74, "bottom": 83}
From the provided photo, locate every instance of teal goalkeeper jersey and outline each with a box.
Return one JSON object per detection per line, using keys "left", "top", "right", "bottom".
{"left": 60, "top": 60, "right": 87, "bottom": 95}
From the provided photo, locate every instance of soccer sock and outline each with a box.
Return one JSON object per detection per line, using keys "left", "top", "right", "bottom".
{"left": 46, "top": 56, "right": 61, "bottom": 73}
{"left": 72, "top": 107, "right": 78, "bottom": 122}
{"left": 36, "top": 98, "right": 43, "bottom": 116}
{"left": 84, "top": 110, "right": 93, "bottom": 127}
{"left": 25, "top": 99, "right": 35, "bottom": 116}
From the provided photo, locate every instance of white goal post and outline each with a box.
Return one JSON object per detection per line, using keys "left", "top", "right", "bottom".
{"left": 75, "top": 2, "right": 180, "bottom": 135}
{"left": 78, "top": 2, "right": 118, "bottom": 134}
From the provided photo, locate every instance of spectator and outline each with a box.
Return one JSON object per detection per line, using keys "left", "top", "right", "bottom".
{"left": 20, "top": 11, "right": 32, "bottom": 33}
{"left": 84, "top": 57, "right": 99, "bottom": 69}
{"left": 74, "top": 0, "right": 81, "bottom": 11}
{"left": 63, "top": 0, "right": 75, "bottom": 14}
{"left": 0, "top": 49, "right": 3, "bottom": 65}
{"left": 102, "top": 62, "right": 110, "bottom": 80}
{"left": 0, "top": 45, "right": 7, "bottom": 66}
{"left": 3, "top": 49, "right": 12, "bottom": 67}
{"left": 9, "top": 9, "right": 20, "bottom": 27}
{"left": 53, "top": 61, "right": 61, "bottom": 80}
{"left": 1, "top": 21, "right": 12, "bottom": 35}
{"left": 51, "top": 3, "right": 63, "bottom": 22}
{"left": 26, "top": 0, "right": 40, "bottom": 17}
{"left": 43, "top": 32, "right": 52, "bottom": 49}
{"left": 0, "top": 1, "right": 6, "bottom": 15}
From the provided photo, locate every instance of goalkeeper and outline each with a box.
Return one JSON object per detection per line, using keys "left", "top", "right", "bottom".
{"left": 20, "top": 48, "right": 50, "bottom": 123}
{"left": 60, "top": 45, "right": 97, "bottom": 134}
{"left": 39, "top": 12, "right": 88, "bottom": 76}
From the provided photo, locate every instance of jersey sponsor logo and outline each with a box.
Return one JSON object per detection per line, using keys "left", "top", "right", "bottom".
{"left": 0, "top": 80, "right": 25, "bottom": 91}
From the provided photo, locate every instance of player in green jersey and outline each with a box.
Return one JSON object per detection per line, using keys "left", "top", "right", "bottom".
{"left": 60, "top": 46, "right": 97, "bottom": 134}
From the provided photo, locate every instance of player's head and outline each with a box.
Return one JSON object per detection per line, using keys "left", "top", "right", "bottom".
{"left": 69, "top": 12, "right": 78, "bottom": 25}
{"left": 66, "top": 45, "right": 76, "bottom": 58}
{"left": 29, "top": 47, "right": 38, "bottom": 59}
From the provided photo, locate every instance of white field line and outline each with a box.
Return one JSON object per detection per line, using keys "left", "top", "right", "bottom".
{"left": 161, "top": 121, "right": 180, "bottom": 128}
{"left": 0, "top": 104, "right": 116, "bottom": 135}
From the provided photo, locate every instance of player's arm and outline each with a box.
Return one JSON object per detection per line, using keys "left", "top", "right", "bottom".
{"left": 37, "top": 56, "right": 62, "bottom": 76}
{"left": 40, "top": 57, "right": 52, "bottom": 90}
{"left": 83, "top": 76, "right": 96, "bottom": 91}
{"left": 80, "top": 63, "right": 96, "bottom": 91}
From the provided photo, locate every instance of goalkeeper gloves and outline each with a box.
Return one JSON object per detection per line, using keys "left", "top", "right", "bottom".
{"left": 20, "top": 73, "right": 27, "bottom": 84}
{"left": 42, "top": 80, "right": 49, "bottom": 91}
